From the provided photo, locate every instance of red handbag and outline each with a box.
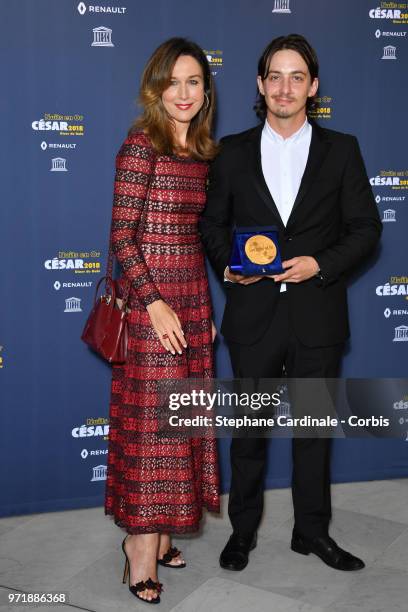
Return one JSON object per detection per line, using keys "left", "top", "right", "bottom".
{"left": 81, "top": 275, "right": 129, "bottom": 364}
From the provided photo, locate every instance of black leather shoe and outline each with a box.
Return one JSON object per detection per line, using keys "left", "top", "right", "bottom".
{"left": 291, "top": 531, "right": 365, "bottom": 571}
{"left": 219, "top": 532, "right": 257, "bottom": 571}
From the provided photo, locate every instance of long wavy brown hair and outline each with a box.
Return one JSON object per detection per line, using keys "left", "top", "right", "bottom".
{"left": 132, "top": 38, "right": 218, "bottom": 161}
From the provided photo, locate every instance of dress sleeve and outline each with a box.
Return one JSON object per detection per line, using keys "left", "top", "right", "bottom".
{"left": 111, "top": 135, "right": 162, "bottom": 308}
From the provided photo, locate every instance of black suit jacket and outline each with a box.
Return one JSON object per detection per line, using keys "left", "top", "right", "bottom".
{"left": 199, "top": 122, "right": 382, "bottom": 347}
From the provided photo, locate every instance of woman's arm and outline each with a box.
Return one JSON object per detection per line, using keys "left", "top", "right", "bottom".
{"left": 111, "top": 136, "right": 161, "bottom": 308}
{"left": 111, "top": 135, "right": 186, "bottom": 354}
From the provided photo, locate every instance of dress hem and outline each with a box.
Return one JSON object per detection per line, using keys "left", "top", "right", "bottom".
{"left": 104, "top": 503, "right": 220, "bottom": 535}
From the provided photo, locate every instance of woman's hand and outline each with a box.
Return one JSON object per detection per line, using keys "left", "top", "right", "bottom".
{"left": 146, "top": 300, "right": 187, "bottom": 355}
{"left": 211, "top": 320, "right": 217, "bottom": 343}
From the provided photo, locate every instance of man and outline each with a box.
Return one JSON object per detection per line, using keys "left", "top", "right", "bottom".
{"left": 199, "top": 34, "right": 382, "bottom": 572}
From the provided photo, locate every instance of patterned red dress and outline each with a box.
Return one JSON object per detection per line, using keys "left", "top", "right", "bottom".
{"left": 105, "top": 131, "right": 220, "bottom": 534}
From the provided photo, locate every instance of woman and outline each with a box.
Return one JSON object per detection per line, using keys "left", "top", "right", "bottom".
{"left": 105, "top": 38, "right": 220, "bottom": 604}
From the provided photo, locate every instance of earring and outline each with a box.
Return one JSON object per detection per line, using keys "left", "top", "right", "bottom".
{"left": 204, "top": 92, "right": 210, "bottom": 110}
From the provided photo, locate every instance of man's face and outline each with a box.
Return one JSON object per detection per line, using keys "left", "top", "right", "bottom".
{"left": 257, "top": 49, "right": 318, "bottom": 121}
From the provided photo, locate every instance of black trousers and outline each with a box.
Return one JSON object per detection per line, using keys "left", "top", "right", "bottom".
{"left": 227, "top": 292, "right": 344, "bottom": 539}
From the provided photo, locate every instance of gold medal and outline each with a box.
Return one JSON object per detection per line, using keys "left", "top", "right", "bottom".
{"left": 244, "top": 234, "right": 277, "bottom": 265}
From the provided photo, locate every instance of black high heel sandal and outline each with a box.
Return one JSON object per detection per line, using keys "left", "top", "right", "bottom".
{"left": 122, "top": 537, "right": 163, "bottom": 605}
{"left": 157, "top": 546, "right": 186, "bottom": 569}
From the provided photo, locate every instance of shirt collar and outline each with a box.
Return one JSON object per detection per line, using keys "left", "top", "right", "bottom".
{"left": 263, "top": 118, "right": 310, "bottom": 144}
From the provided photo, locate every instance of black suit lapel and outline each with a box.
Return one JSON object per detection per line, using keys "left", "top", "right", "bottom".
{"left": 247, "top": 125, "right": 285, "bottom": 228}
{"left": 286, "top": 123, "right": 332, "bottom": 227}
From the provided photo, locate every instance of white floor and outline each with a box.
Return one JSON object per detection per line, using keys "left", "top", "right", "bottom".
{"left": 1, "top": 479, "right": 407, "bottom": 611}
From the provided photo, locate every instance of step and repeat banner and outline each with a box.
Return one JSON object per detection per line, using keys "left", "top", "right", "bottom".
{"left": 1, "top": 0, "right": 407, "bottom": 516}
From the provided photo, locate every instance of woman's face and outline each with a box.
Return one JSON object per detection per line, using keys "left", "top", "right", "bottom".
{"left": 161, "top": 55, "right": 205, "bottom": 128}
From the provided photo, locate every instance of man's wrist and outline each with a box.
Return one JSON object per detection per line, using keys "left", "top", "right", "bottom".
{"left": 312, "top": 257, "right": 323, "bottom": 280}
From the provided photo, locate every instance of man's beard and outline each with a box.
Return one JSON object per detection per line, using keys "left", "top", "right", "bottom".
{"left": 270, "top": 98, "right": 300, "bottom": 119}
{"left": 272, "top": 108, "right": 292, "bottom": 119}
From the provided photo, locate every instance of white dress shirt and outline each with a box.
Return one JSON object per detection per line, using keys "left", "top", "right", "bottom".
{"left": 260, "top": 118, "right": 312, "bottom": 291}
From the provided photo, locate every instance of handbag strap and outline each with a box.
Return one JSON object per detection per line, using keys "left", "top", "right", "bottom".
{"left": 105, "top": 145, "right": 158, "bottom": 303}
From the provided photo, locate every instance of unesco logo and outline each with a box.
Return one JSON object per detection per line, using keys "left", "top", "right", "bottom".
{"left": 91, "top": 465, "right": 107, "bottom": 482}
{"left": 50, "top": 157, "right": 68, "bottom": 172}
{"left": 64, "top": 297, "right": 82, "bottom": 313}
{"left": 382, "top": 45, "right": 397, "bottom": 60}
{"left": 393, "top": 325, "right": 408, "bottom": 342}
{"left": 382, "top": 209, "right": 396, "bottom": 222}
{"left": 91, "top": 26, "right": 114, "bottom": 47}
{"left": 272, "top": 0, "right": 291, "bottom": 13}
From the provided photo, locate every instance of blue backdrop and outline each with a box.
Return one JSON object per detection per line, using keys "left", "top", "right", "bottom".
{"left": 1, "top": 0, "right": 407, "bottom": 517}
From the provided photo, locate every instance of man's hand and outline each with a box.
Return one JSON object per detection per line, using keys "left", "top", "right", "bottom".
{"left": 270, "top": 256, "right": 320, "bottom": 284}
{"left": 225, "top": 267, "right": 263, "bottom": 285}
